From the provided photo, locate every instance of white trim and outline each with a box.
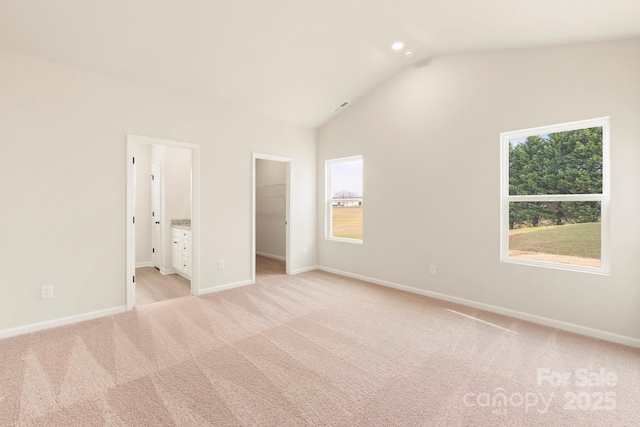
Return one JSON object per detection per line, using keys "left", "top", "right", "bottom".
{"left": 252, "top": 153, "right": 293, "bottom": 284}
{"left": 500, "top": 256, "right": 609, "bottom": 275}
{"left": 256, "top": 251, "right": 286, "bottom": 261}
{"left": 198, "top": 280, "right": 253, "bottom": 296}
{"left": 499, "top": 117, "right": 610, "bottom": 275}
{"left": 159, "top": 268, "right": 176, "bottom": 276}
{"left": 126, "top": 134, "right": 201, "bottom": 311}
{"left": 291, "top": 265, "right": 320, "bottom": 275}
{"left": 507, "top": 194, "right": 605, "bottom": 202}
{"left": 135, "top": 261, "right": 153, "bottom": 268}
{"left": 328, "top": 236, "right": 364, "bottom": 245}
{"left": 317, "top": 266, "right": 640, "bottom": 349}
{"left": 502, "top": 117, "right": 610, "bottom": 140}
{"left": 126, "top": 138, "right": 136, "bottom": 310}
{"left": 0, "top": 306, "right": 127, "bottom": 340}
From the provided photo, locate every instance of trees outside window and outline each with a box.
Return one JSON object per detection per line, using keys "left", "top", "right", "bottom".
{"left": 500, "top": 118, "right": 609, "bottom": 273}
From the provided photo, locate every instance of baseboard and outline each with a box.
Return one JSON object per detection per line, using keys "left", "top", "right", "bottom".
{"left": 135, "top": 261, "right": 153, "bottom": 268}
{"left": 256, "top": 251, "right": 286, "bottom": 261}
{"left": 317, "top": 266, "right": 640, "bottom": 349}
{"left": 0, "top": 305, "right": 127, "bottom": 340}
{"left": 291, "top": 265, "right": 320, "bottom": 275}
{"left": 198, "top": 279, "right": 253, "bottom": 296}
{"left": 159, "top": 267, "right": 176, "bottom": 276}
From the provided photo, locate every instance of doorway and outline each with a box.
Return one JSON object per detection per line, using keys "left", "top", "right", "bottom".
{"left": 126, "top": 134, "right": 200, "bottom": 310}
{"left": 252, "top": 153, "right": 292, "bottom": 283}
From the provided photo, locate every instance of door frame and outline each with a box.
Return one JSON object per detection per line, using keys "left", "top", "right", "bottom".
{"left": 126, "top": 134, "right": 200, "bottom": 310}
{"left": 252, "top": 152, "right": 293, "bottom": 283}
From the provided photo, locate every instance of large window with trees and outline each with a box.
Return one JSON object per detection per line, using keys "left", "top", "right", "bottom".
{"left": 326, "top": 156, "right": 363, "bottom": 243}
{"left": 500, "top": 118, "right": 609, "bottom": 273}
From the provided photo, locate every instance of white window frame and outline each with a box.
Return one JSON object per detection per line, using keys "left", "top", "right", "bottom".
{"left": 500, "top": 117, "right": 610, "bottom": 274}
{"left": 326, "top": 155, "right": 363, "bottom": 244}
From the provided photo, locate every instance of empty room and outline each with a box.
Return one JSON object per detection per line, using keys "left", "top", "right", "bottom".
{"left": 1, "top": 1, "right": 639, "bottom": 425}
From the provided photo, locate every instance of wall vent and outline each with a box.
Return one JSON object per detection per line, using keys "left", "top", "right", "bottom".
{"left": 333, "top": 101, "right": 350, "bottom": 113}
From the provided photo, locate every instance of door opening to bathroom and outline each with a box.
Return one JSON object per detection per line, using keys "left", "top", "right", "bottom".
{"left": 126, "top": 134, "right": 200, "bottom": 310}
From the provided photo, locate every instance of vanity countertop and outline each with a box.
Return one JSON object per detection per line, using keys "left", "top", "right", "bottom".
{"left": 171, "top": 219, "right": 191, "bottom": 229}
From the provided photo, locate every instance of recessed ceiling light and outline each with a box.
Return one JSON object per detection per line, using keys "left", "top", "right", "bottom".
{"left": 391, "top": 42, "right": 404, "bottom": 51}
{"left": 404, "top": 50, "right": 415, "bottom": 58}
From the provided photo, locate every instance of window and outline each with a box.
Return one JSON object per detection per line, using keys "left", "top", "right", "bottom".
{"left": 326, "top": 156, "right": 363, "bottom": 243}
{"left": 500, "top": 118, "right": 609, "bottom": 274}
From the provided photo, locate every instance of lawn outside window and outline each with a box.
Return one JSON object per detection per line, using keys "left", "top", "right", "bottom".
{"left": 326, "top": 156, "right": 363, "bottom": 243}
{"left": 500, "top": 117, "right": 610, "bottom": 274}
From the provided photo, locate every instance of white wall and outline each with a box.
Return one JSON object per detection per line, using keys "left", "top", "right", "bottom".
{"left": 256, "top": 159, "right": 286, "bottom": 259}
{"left": 0, "top": 47, "right": 317, "bottom": 332}
{"left": 134, "top": 143, "right": 152, "bottom": 265}
{"left": 317, "top": 38, "right": 640, "bottom": 343}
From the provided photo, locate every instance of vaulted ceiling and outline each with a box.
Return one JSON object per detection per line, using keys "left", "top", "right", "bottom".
{"left": 1, "top": 1, "right": 639, "bottom": 127}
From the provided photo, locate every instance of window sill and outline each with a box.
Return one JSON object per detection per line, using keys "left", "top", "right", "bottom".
{"left": 327, "top": 236, "right": 363, "bottom": 245}
{"left": 501, "top": 256, "right": 610, "bottom": 276}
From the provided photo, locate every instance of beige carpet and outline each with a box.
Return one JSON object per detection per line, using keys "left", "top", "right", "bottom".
{"left": 1, "top": 270, "right": 639, "bottom": 426}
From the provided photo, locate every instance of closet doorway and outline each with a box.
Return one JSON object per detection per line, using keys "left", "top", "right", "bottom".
{"left": 126, "top": 134, "right": 200, "bottom": 310}
{"left": 252, "top": 153, "right": 292, "bottom": 282}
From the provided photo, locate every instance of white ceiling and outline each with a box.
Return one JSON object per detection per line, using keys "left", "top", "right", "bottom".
{"left": 1, "top": 1, "right": 639, "bottom": 127}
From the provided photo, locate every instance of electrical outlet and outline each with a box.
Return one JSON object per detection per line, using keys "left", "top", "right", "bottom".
{"left": 41, "top": 285, "right": 53, "bottom": 299}
{"left": 218, "top": 260, "right": 225, "bottom": 270}
{"left": 429, "top": 265, "right": 437, "bottom": 276}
